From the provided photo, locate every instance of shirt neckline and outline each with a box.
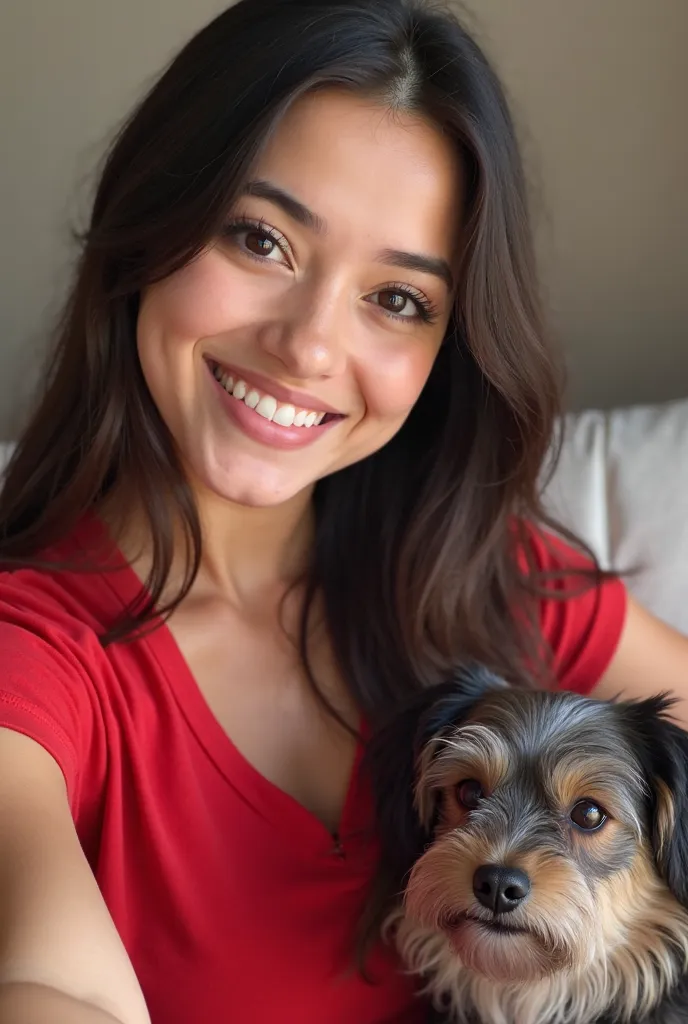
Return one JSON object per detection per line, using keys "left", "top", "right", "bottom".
{"left": 70, "top": 513, "right": 374, "bottom": 860}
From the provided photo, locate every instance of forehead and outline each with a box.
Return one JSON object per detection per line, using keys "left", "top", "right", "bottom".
{"left": 247, "top": 88, "right": 465, "bottom": 261}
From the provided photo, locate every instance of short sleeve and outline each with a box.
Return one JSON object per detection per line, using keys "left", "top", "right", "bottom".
{"left": 0, "top": 578, "right": 98, "bottom": 805}
{"left": 524, "top": 529, "right": 628, "bottom": 695}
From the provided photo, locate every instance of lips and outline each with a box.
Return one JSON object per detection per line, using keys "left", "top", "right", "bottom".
{"left": 205, "top": 358, "right": 345, "bottom": 451}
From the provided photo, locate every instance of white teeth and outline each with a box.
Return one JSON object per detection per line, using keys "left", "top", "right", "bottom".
{"left": 213, "top": 364, "right": 332, "bottom": 428}
{"left": 273, "top": 404, "right": 296, "bottom": 427}
{"left": 256, "top": 395, "right": 278, "bottom": 421}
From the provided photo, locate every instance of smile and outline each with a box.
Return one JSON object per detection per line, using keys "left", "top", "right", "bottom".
{"left": 207, "top": 360, "right": 339, "bottom": 429}
{"left": 205, "top": 358, "right": 345, "bottom": 451}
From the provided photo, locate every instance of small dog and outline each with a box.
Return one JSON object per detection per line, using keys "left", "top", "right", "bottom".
{"left": 367, "top": 667, "right": 688, "bottom": 1024}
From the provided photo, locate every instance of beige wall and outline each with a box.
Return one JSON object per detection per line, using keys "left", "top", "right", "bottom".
{"left": 1, "top": 0, "right": 686, "bottom": 439}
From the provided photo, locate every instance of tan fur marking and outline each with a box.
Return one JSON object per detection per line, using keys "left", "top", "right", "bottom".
{"left": 547, "top": 756, "right": 644, "bottom": 835}
{"left": 415, "top": 724, "right": 509, "bottom": 828}
{"left": 549, "top": 764, "right": 609, "bottom": 810}
{"left": 654, "top": 778, "right": 676, "bottom": 857}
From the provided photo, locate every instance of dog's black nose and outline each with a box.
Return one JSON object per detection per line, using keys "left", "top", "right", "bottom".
{"left": 472, "top": 864, "right": 530, "bottom": 914}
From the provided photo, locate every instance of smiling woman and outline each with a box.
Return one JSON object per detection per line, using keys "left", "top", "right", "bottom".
{"left": 0, "top": 1, "right": 684, "bottom": 1023}
{"left": 137, "top": 89, "right": 461, "bottom": 506}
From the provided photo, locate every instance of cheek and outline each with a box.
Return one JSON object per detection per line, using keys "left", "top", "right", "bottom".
{"left": 138, "top": 252, "right": 242, "bottom": 356}
{"left": 135, "top": 264, "right": 220, "bottom": 435}
{"left": 571, "top": 820, "right": 639, "bottom": 878}
{"left": 357, "top": 339, "right": 441, "bottom": 421}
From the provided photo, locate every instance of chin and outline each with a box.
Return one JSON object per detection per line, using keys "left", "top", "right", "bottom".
{"left": 187, "top": 443, "right": 316, "bottom": 509}
{"left": 445, "top": 919, "right": 561, "bottom": 983}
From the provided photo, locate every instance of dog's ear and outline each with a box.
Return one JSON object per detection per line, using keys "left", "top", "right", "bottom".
{"left": 357, "top": 666, "right": 507, "bottom": 965}
{"left": 365, "top": 664, "right": 506, "bottom": 880}
{"left": 648, "top": 715, "right": 688, "bottom": 907}
{"left": 619, "top": 695, "right": 688, "bottom": 907}
{"left": 417, "top": 663, "right": 509, "bottom": 747}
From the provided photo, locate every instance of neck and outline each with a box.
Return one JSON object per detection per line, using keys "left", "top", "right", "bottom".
{"left": 102, "top": 476, "right": 316, "bottom": 610}
{"left": 194, "top": 478, "right": 316, "bottom": 602}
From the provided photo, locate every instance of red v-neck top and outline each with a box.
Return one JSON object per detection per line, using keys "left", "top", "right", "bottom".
{"left": 0, "top": 517, "right": 626, "bottom": 1024}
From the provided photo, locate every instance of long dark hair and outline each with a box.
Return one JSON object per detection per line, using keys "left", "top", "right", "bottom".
{"left": 0, "top": 0, "right": 600, "bottom": 727}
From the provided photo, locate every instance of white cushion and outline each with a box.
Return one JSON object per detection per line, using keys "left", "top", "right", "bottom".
{"left": 1, "top": 399, "right": 687, "bottom": 631}
{"left": 543, "top": 398, "right": 688, "bottom": 633}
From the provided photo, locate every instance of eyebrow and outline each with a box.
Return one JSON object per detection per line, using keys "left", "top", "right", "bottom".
{"left": 243, "top": 180, "right": 326, "bottom": 234}
{"left": 377, "top": 249, "right": 454, "bottom": 291}
{"left": 242, "top": 178, "right": 455, "bottom": 291}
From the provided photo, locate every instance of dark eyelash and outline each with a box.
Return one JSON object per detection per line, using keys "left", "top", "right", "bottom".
{"left": 383, "top": 284, "right": 441, "bottom": 325}
{"left": 220, "top": 216, "right": 290, "bottom": 258}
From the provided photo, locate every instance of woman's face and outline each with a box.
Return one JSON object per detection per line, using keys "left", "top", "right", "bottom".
{"left": 137, "top": 89, "right": 464, "bottom": 507}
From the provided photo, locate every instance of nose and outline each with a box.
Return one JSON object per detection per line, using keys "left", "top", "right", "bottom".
{"left": 472, "top": 864, "right": 531, "bottom": 915}
{"left": 258, "top": 283, "right": 347, "bottom": 379}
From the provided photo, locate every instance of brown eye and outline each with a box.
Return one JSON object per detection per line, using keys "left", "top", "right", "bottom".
{"left": 570, "top": 800, "right": 607, "bottom": 831}
{"left": 378, "top": 290, "right": 410, "bottom": 314}
{"left": 456, "top": 779, "right": 484, "bottom": 810}
{"left": 245, "top": 231, "right": 276, "bottom": 257}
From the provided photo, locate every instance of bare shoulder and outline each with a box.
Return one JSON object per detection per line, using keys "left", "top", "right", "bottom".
{"left": 0, "top": 728, "right": 150, "bottom": 1024}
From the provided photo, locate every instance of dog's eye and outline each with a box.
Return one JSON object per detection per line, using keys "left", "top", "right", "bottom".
{"left": 456, "top": 779, "right": 484, "bottom": 810}
{"left": 570, "top": 800, "right": 607, "bottom": 831}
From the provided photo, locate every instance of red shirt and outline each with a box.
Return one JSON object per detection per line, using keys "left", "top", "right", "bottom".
{"left": 0, "top": 518, "right": 626, "bottom": 1024}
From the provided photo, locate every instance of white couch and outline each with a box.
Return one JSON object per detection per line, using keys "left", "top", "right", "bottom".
{"left": 2, "top": 398, "right": 687, "bottom": 632}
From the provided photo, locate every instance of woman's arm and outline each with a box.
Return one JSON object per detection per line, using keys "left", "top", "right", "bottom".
{"left": 0, "top": 985, "right": 129, "bottom": 1023}
{"left": 0, "top": 728, "right": 150, "bottom": 1024}
{"left": 591, "top": 594, "right": 688, "bottom": 728}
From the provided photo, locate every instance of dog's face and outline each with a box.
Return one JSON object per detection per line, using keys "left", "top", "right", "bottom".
{"left": 370, "top": 669, "right": 688, "bottom": 991}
